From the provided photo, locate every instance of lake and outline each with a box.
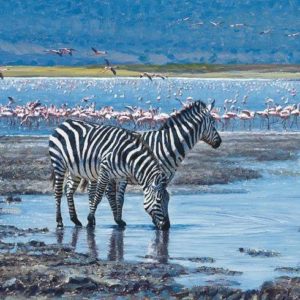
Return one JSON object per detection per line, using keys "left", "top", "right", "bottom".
{"left": 0, "top": 77, "right": 300, "bottom": 135}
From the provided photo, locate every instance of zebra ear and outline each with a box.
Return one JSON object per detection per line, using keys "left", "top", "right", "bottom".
{"left": 207, "top": 100, "right": 215, "bottom": 112}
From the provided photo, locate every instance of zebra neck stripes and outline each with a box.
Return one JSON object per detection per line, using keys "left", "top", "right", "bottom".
{"left": 141, "top": 102, "right": 209, "bottom": 179}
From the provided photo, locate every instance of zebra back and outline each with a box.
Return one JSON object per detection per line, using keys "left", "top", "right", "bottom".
{"left": 49, "top": 119, "right": 165, "bottom": 189}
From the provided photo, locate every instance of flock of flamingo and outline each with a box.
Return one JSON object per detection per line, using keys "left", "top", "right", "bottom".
{"left": 0, "top": 76, "right": 299, "bottom": 132}
{"left": 1, "top": 96, "right": 300, "bottom": 131}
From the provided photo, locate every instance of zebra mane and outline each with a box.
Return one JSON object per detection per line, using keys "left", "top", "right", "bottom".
{"left": 159, "top": 100, "right": 207, "bottom": 130}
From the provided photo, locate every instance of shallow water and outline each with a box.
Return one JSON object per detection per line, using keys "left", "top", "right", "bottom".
{"left": 1, "top": 156, "right": 300, "bottom": 290}
{"left": 1, "top": 77, "right": 300, "bottom": 135}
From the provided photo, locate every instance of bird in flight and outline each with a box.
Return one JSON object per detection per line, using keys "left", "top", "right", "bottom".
{"left": 59, "top": 48, "right": 76, "bottom": 56}
{"left": 44, "top": 49, "right": 63, "bottom": 56}
{"left": 140, "top": 72, "right": 153, "bottom": 81}
{"left": 259, "top": 29, "right": 272, "bottom": 35}
{"left": 190, "top": 21, "right": 204, "bottom": 27}
{"left": 230, "top": 23, "right": 247, "bottom": 28}
{"left": 286, "top": 32, "right": 300, "bottom": 37}
{"left": 104, "top": 59, "right": 117, "bottom": 75}
{"left": 153, "top": 74, "right": 166, "bottom": 80}
{"left": 7, "top": 96, "right": 16, "bottom": 105}
{"left": 91, "top": 47, "right": 108, "bottom": 55}
{"left": 210, "top": 21, "right": 224, "bottom": 27}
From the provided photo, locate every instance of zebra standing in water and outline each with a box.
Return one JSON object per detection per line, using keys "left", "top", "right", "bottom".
{"left": 49, "top": 119, "right": 170, "bottom": 230}
{"left": 65, "top": 100, "right": 221, "bottom": 227}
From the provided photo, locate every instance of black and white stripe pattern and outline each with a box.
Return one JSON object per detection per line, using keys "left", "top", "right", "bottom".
{"left": 66, "top": 100, "right": 221, "bottom": 227}
{"left": 49, "top": 119, "right": 170, "bottom": 229}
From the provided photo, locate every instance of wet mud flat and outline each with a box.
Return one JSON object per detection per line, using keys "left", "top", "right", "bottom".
{"left": 1, "top": 225, "right": 300, "bottom": 299}
{"left": 1, "top": 132, "right": 300, "bottom": 195}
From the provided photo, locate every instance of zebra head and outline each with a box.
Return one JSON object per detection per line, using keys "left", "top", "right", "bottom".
{"left": 143, "top": 173, "right": 170, "bottom": 230}
{"left": 196, "top": 100, "right": 222, "bottom": 149}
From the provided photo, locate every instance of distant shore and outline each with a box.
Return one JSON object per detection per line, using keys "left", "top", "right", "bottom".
{"left": 2, "top": 64, "right": 300, "bottom": 79}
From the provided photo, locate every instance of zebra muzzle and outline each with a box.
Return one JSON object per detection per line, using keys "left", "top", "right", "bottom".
{"left": 156, "top": 218, "right": 170, "bottom": 231}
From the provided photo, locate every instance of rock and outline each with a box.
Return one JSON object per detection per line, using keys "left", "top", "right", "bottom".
{"left": 0, "top": 240, "right": 15, "bottom": 250}
{"left": 170, "top": 256, "right": 215, "bottom": 263}
{"left": 239, "top": 247, "right": 280, "bottom": 257}
{"left": 195, "top": 266, "right": 243, "bottom": 276}
{"left": 275, "top": 267, "right": 300, "bottom": 273}
{"left": 2, "top": 278, "right": 17, "bottom": 288}
{"left": 28, "top": 240, "right": 46, "bottom": 247}
{"left": 5, "top": 196, "right": 22, "bottom": 203}
{"left": 65, "top": 276, "right": 98, "bottom": 291}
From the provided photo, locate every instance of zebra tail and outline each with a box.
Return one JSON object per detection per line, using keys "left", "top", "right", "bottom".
{"left": 79, "top": 179, "right": 89, "bottom": 192}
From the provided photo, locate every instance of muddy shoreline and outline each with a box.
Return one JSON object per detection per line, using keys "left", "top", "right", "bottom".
{"left": 1, "top": 225, "right": 300, "bottom": 299}
{"left": 2, "top": 132, "right": 300, "bottom": 298}
{"left": 1, "top": 132, "right": 300, "bottom": 195}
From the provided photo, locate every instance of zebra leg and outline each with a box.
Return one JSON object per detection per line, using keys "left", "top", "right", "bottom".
{"left": 66, "top": 175, "right": 82, "bottom": 227}
{"left": 105, "top": 179, "right": 119, "bottom": 224}
{"left": 54, "top": 174, "right": 64, "bottom": 228}
{"left": 88, "top": 180, "right": 97, "bottom": 214}
{"left": 115, "top": 181, "right": 128, "bottom": 227}
{"left": 87, "top": 168, "right": 110, "bottom": 227}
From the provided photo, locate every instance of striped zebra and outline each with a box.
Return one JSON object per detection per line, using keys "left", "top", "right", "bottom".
{"left": 49, "top": 119, "right": 170, "bottom": 230}
{"left": 65, "top": 100, "right": 221, "bottom": 227}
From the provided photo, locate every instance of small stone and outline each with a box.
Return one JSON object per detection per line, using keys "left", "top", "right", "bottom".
{"left": 2, "top": 278, "right": 17, "bottom": 288}
{"left": 29, "top": 240, "right": 46, "bottom": 247}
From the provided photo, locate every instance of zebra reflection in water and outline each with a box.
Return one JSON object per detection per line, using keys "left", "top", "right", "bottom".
{"left": 55, "top": 228, "right": 169, "bottom": 263}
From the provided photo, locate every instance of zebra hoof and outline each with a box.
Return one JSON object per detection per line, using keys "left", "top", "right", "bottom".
{"left": 87, "top": 214, "right": 96, "bottom": 228}
{"left": 116, "top": 219, "right": 127, "bottom": 227}
{"left": 72, "top": 219, "right": 83, "bottom": 227}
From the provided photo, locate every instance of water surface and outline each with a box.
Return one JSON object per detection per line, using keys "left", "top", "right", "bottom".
{"left": 1, "top": 157, "right": 300, "bottom": 290}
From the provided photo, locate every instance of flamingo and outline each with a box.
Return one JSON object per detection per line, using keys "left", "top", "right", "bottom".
{"left": 140, "top": 72, "right": 152, "bottom": 81}
{"left": 104, "top": 59, "right": 117, "bottom": 75}
{"left": 91, "top": 47, "right": 107, "bottom": 55}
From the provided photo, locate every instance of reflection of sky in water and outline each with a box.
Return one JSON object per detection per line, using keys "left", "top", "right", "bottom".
{"left": 0, "top": 78, "right": 300, "bottom": 135}
{"left": 1, "top": 156, "right": 300, "bottom": 290}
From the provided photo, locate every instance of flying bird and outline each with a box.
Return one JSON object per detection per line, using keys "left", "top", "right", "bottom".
{"left": 230, "top": 23, "right": 247, "bottom": 28}
{"left": 7, "top": 96, "right": 16, "bottom": 105}
{"left": 190, "top": 21, "right": 204, "bottom": 27}
{"left": 44, "top": 49, "right": 63, "bottom": 56}
{"left": 286, "top": 32, "right": 300, "bottom": 37}
{"left": 140, "top": 72, "right": 153, "bottom": 81}
{"left": 153, "top": 74, "right": 166, "bottom": 80}
{"left": 104, "top": 59, "right": 117, "bottom": 75}
{"left": 259, "top": 29, "right": 272, "bottom": 35}
{"left": 91, "top": 47, "right": 108, "bottom": 55}
{"left": 81, "top": 95, "right": 95, "bottom": 103}
{"left": 59, "top": 48, "right": 76, "bottom": 56}
{"left": 210, "top": 21, "right": 224, "bottom": 27}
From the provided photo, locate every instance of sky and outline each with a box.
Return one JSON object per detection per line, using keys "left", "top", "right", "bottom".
{"left": 0, "top": 0, "right": 299, "bottom": 65}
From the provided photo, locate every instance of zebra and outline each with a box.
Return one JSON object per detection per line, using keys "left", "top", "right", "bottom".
{"left": 64, "top": 100, "right": 222, "bottom": 227}
{"left": 49, "top": 119, "right": 170, "bottom": 230}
